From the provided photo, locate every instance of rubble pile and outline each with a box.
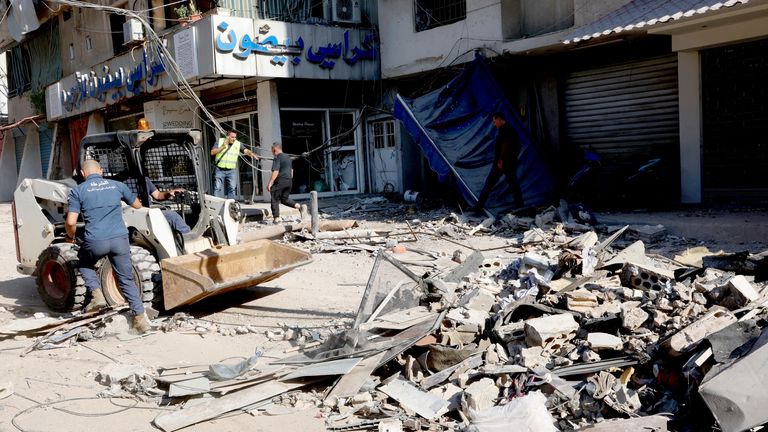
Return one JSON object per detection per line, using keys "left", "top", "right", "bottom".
{"left": 280, "top": 207, "right": 768, "bottom": 432}
{"left": 7, "top": 203, "right": 768, "bottom": 432}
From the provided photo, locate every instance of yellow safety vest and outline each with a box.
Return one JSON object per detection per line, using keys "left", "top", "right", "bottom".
{"left": 215, "top": 138, "right": 241, "bottom": 169}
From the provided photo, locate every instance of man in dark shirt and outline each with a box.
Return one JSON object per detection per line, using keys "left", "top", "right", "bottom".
{"left": 472, "top": 112, "right": 524, "bottom": 213}
{"left": 65, "top": 160, "right": 151, "bottom": 333}
{"left": 124, "top": 177, "right": 191, "bottom": 234}
{"left": 267, "top": 142, "right": 307, "bottom": 223}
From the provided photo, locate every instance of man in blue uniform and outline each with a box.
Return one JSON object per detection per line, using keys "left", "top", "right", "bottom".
{"left": 65, "top": 160, "right": 151, "bottom": 333}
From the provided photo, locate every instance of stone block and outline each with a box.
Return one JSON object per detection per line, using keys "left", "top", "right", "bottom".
{"left": 524, "top": 313, "right": 579, "bottom": 347}
{"left": 587, "top": 333, "right": 623, "bottom": 351}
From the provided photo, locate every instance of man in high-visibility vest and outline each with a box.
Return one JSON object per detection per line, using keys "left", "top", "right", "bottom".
{"left": 210, "top": 129, "right": 257, "bottom": 199}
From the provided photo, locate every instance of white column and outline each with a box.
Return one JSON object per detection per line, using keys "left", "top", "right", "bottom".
{"left": 17, "top": 124, "right": 42, "bottom": 186}
{"left": 256, "top": 80, "right": 281, "bottom": 202}
{"left": 0, "top": 131, "right": 19, "bottom": 201}
{"left": 678, "top": 51, "right": 702, "bottom": 204}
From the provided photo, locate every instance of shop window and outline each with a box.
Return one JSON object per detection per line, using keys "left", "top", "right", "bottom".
{"left": 281, "top": 110, "right": 327, "bottom": 194}
{"left": 371, "top": 120, "right": 395, "bottom": 149}
{"left": 415, "top": 0, "right": 465, "bottom": 32}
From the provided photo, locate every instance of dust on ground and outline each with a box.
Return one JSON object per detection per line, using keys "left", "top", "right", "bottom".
{"left": 0, "top": 199, "right": 767, "bottom": 431}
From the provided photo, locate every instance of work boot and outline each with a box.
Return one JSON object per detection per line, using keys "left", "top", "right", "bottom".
{"left": 300, "top": 204, "right": 309, "bottom": 221}
{"left": 85, "top": 289, "right": 107, "bottom": 313}
{"left": 131, "top": 313, "right": 151, "bottom": 334}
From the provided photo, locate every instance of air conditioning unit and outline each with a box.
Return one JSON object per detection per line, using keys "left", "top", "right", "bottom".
{"left": 123, "top": 18, "right": 144, "bottom": 46}
{"left": 331, "top": 0, "right": 361, "bottom": 24}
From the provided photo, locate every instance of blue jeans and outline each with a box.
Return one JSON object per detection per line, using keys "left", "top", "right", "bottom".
{"left": 78, "top": 235, "right": 144, "bottom": 315}
{"left": 214, "top": 167, "right": 237, "bottom": 199}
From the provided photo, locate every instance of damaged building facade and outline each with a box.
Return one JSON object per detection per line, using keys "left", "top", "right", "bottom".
{"left": 377, "top": 0, "right": 768, "bottom": 207}
{"left": 0, "top": 0, "right": 381, "bottom": 203}
{"left": 1, "top": 0, "right": 768, "bottom": 206}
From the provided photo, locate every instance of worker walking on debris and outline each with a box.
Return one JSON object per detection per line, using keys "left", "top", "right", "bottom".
{"left": 210, "top": 129, "right": 257, "bottom": 199}
{"left": 471, "top": 112, "right": 524, "bottom": 213}
{"left": 267, "top": 142, "right": 307, "bottom": 224}
{"left": 65, "top": 160, "right": 151, "bottom": 334}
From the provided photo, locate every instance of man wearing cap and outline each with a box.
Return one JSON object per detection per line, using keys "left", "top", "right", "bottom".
{"left": 65, "top": 160, "right": 151, "bottom": 333}
{"left": 210, "top": 129, "right": 257, "bottom": 199}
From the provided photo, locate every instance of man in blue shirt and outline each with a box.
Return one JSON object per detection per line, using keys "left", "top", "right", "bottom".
{"left": 65, "top": 160, "right": 151, "bottom": 334}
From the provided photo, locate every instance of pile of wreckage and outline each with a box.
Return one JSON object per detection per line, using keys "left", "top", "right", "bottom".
{"left": 5, "top": 203, "right": 768, "bottom": 432}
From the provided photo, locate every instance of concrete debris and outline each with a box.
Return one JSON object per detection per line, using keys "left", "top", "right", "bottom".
{"left": 587, "top": 332, "right": 624, "bottom": 351}
{"left": 16, "top": 202, "right": 768, "bottom": 432}
{"left": 524, "top": 313, "right": 579, "bottom": 347}
{"left": 466, "top": 390, "right": 557, "bottom": 432}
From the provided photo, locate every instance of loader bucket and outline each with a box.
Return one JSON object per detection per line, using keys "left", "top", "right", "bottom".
{"left": 160, "top": 240, "right": 313, "bottom": 310}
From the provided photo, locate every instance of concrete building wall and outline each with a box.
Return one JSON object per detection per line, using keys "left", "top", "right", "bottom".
{"left": 59, "top": 7, "right": 115, "bottom": 76}
{"left": 573, "top": 0, "right": 632, "bottom": 27}
{"left": 378, "top": 0, "right": 505, "bottom": 77}
{"left": 378, "top": 0, "right": 631, "bottom": 77}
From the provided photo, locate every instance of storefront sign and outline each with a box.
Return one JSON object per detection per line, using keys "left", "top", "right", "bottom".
{"left": 143, "top": 100, "right": 194, "bottom": 130}
{"left": 214, "top": 22, "right": 375, "bottom": 70}
{"left": 46, "top": 47, "right": 169, "bottom": 121}
{"left": 192, "top": 16, "right": 380, "bottom": 80}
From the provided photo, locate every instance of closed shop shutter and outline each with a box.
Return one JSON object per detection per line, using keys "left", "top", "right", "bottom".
{"left": 13, "top": 129, "right": 25, "bottom": 172}
{"left": 701, "top": 37, "right": 768, "bottom": 201}
{"left": 39, "top": 123, "right": 53, "bottom": 178}
{"left": 565, "top": 55, "right": 679, "bottom": 204}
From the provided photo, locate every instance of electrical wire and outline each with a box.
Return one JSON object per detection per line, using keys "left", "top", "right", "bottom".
{"left": 11, "top": 395, "right": 143, "bottom": 431}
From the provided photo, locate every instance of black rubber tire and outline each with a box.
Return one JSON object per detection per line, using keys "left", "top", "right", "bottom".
{"left": 34, "top": 243, "right": 87, "bottom": 312}
{"left": 98, "top": 245, "right": 162, "bottom": 310}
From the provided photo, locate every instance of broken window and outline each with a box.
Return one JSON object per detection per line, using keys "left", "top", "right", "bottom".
{"left": 415, "top": 0, "right": 466, "bottom": 32}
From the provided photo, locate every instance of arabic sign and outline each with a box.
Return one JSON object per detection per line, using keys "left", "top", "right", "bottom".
{"left": 193, "top": 16, "right": 379, "bottom": 80}
{"left": 46, "top": 46, "right": 168, "bottom": 120}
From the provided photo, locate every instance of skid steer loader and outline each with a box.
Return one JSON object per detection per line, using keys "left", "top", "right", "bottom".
{"left": 13, "top": 129, "right": 311, "bottom": 312}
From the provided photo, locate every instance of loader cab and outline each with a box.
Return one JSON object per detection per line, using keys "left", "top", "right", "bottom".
{"left": 78, "top": 129, "right": 208, "bottom": 235}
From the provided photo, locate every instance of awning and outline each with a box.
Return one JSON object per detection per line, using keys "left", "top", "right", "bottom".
{"left": 563, "top": 0, "right": 752, "bottom": 44}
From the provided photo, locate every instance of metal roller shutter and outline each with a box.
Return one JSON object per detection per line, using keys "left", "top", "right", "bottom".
{"left": 565, "top": 55, "right": 679, "bottom": 205}
{"left": 39, "top": 123, "right": 53, "bottom": 178}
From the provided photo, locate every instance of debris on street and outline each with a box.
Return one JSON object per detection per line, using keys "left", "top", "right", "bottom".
{"left": 4, "top": 200, "right": 768, "bottom": 432}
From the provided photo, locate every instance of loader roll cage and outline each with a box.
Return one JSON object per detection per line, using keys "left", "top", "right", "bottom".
{"left": 78, "top": 130, "right": 209, "bottom": 237}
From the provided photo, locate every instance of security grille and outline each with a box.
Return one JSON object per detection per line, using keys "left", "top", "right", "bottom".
{"left": 83, "top": 145, "right": 129, "bottom": 178}
{"left": 415, "top": 0, "right": 466, "bottom": 32}
{"left": 140, "top": 142, "right": 200, "bottom": 219}
{"left": 372, "top": 120, "right": 395, "bottom": 149}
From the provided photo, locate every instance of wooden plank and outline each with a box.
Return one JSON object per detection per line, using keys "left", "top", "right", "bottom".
{"left": 326, "top": 353, "right": 386, "bottom": 398}
{"left": 153, "top": 379, "right": 311, "bottom": 432}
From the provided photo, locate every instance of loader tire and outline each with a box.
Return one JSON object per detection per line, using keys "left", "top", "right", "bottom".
{"left": 35, "top": 243, "right": 87, "bottom": 312}
{"left": 99, "top": 246, "right": 162, "bottom": 311}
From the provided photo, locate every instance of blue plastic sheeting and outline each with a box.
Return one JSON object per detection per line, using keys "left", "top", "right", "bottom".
{"left": 393, "top": 54, "right": 555, "bottom": 215}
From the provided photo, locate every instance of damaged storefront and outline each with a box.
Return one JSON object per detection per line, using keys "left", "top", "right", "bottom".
{"left": 43, "top": 12, "right": 380, "bottom": 203}
{"left": 175, "top": 14, "right": 379, "bottom": 202}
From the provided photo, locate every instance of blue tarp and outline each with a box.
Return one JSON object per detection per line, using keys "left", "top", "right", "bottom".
{"left": 393, "top": 53, "right": 555, "bottom": 215}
